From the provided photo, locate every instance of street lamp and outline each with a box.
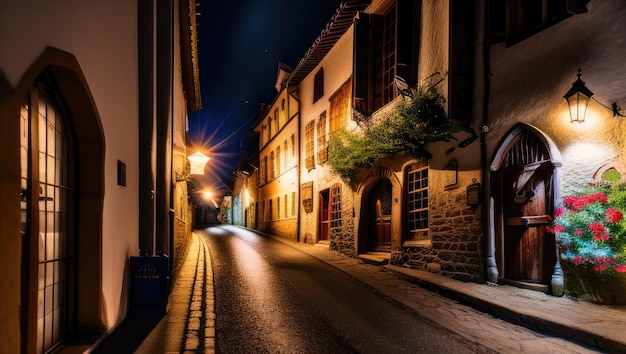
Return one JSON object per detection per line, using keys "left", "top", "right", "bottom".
{"left": 564, "top": 68, "right": 625, "bottom": 123}
{"left": 563, "top": 69, "right": 593, "bottom": 123}
{"left": 187, "top": 150, "right": 211, "bottom": 175}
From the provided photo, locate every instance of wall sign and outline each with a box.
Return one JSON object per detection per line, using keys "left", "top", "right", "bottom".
{"left": 467, "top": 183, "right": 481, "bottom": 206}
{"left": 444, "top": 159, "right": 458, "bottom": 189}
{"left": 302, "top": 181, "right": 313, "bottom": 213}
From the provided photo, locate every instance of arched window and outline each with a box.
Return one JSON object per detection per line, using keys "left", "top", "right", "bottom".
{"left": 21, "top": 82, "right": 77, "bottom": 352}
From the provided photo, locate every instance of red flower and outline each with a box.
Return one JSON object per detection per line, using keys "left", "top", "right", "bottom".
{"left": 572, "top": 257, "right": 583, "bottom": 264}
{"left": 588, "top": 222, "right": 609, "bottom": 241}
{"left": 594, "top": 264, "right": 608, "bottom": 272}
{"left": 554, "top": 207, "right": 566, "bottom": 218}
{"left": 553, "top": 224, "right": 565, "bottom": 233}
{"left": 615, "top": 265, "right": 626, "bottom": 273}
{"left": 574, "top": 230, "right": 584, "bottom": 236}
{"left": 606, "top": 207, "right": 623, "bottom": 223}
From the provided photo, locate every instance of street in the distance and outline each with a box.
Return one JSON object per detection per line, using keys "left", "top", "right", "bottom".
{"left": 201, "top": 225, "right": 599, "bottom": 354}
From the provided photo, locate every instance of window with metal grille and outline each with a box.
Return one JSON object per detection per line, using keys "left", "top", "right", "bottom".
{"left": 406, "top": 164, "right": 429, "bottom": 241}
{"left": 305, "top": 121, "right": 315, "bottom": 170}
{"left": 260, "top": 156, "right": 267, "bottom": 184}
{"left": 329, "top": 79, "right": 351, "bottom": 134}
{"left": 316, "top": 111, "right": 328, "bottom": 164}
{"left": 284, "top": 194, "right": 288, "bottom": 218}
{"left": 330, "top": 184, "right": 342, "bottom": 229}
{"left": 276, "top": 146, "right": 281, "bottom": 176}
{"left": 291, "top": 134, "right": 296, "bottom": 168}
{"left": 269, "top": 151, "right": 275, "bottom": 180}
{"left": 21, "top": 84, "right": 77, "bottom": 353}
{"left": 353, "top": 0, "right": 419, "bottom": 116}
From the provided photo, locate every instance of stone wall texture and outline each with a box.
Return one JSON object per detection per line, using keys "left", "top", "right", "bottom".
{"left": 267, "top": 218, "right": 298, "bottom": 242}
{"left": 396, "top": 189, "right": 484, "bottom": 283}
{"left": 330, "top": 182, "right": 357, "bottom": 258}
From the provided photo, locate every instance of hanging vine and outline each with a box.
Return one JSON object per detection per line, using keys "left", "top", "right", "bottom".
{"left": 328, "top": 84, "right": 460, "bottom": 180}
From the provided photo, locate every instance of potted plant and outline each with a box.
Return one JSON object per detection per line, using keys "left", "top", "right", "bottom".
{"left": 549, "top": 182, "right": 626, "bottom": 304}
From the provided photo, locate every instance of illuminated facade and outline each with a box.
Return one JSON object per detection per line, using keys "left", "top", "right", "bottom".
{"left": 0, "top": 0, "right": 201, "bottom": 352}
{"left": 483, "top": 0, "right": 626, "bottom": 293}
{"left": 252, "top": 71, "right": 301, "bottom": 241}
{"left": 256, "top": 0, "right": 626, "bottom": 297}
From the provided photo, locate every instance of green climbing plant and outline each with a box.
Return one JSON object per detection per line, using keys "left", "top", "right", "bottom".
{"left": 328, "top": 84, "right": 460, "bottom": 180}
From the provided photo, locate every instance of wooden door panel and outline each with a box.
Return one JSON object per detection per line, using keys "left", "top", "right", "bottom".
{"left": 503, "top": 163, "right": 554, "bottom": 283}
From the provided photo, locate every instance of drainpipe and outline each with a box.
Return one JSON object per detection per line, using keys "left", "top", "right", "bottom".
{"left": 482, "top": 0, "right": 498, "bottom": 284}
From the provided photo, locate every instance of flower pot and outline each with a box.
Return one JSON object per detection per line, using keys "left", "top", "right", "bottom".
{"left": 561, "top": 261, "right": 626, "bottom": 305}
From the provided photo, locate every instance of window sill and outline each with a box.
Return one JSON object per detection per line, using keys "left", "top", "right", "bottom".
{"left": 402, "top": 240, "right": 431, "bottom": 248}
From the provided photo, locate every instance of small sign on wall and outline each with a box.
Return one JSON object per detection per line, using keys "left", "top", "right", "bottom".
{"left": 444, "top": 159, "right": 458, "bottom": 189}
{"left": 467, "top": 183, "right": 481, "bottom": 206}
{"left": 117, "top": 160, "right": 126, "bottom": 187}
{"left": 302, "top": 181, "right": 313, "bottom": 213}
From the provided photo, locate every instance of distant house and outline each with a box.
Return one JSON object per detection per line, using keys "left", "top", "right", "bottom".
{"left": 0, "top": 0, "right": 201, "bottom": 352}
{"left": 252, "top": 64, "right": 302, "bottom": 240}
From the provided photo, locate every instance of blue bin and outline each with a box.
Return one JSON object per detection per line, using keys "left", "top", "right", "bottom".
{"left": 129, "top": 255, "right": 169, "bottom": 314}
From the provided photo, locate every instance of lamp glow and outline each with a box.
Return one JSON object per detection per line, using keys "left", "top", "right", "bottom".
{"left": 563, "top": 69, "right": 593, "bottom": 123}
{"left": 188, "top": 151, "right": 210, "bottom": 175}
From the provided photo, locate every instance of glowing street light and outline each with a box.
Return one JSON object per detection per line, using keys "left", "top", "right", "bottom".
{"left": 188, "top": 151, "right": 211, "bottom": 175}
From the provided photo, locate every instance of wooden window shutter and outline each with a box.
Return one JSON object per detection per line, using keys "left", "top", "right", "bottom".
{"left": 353, "top": 12, "right": 372, "bottom": 115}
{"left": 449, "top": 0, "right": 474, "bottom": 125}
{"left": 396, "top": 0, "right": 420, "bottom": 89}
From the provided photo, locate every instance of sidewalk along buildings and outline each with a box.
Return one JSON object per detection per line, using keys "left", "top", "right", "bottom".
{"left": 232, "top": 0, "right": 626, "bottom": 299}
{"left": 0, "top": 0, "right": 201, "bottom": 352}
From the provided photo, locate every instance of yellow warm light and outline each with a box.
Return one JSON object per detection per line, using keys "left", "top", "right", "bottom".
{"left": 203, "top": 190, "right": 212, "bottom": 200}
{"left": 559, "top": 106, "right": 602, "bottom": 131}
{"left": 188, "top": 151, "right": 210, "bottom": 175}
{"left": 244, "top": 188, "right": 251, "bottom": 208}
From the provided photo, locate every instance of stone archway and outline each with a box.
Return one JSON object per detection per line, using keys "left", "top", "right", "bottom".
{"left": 357, "top": 165, "right": 403, "bottom": 257}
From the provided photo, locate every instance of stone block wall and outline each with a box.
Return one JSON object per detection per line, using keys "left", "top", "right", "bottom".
{"left": 397, "top": 189, "right": 484, "bottom": 283}
{"left": 269, "top": 218, "right": 298, "bottom": 242}
{"left": 329, "top": 181, "right": 357, "bottom": 258}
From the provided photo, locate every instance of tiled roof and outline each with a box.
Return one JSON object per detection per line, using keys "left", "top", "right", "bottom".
{"left": 287, "top": 0, "right": 371, "bottom": 85}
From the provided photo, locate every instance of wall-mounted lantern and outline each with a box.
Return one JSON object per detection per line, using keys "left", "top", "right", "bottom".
{"left": 564, "top": 68, "right": 625, "bottom": 123}
{"left": 187, "top": 151, "right": 211, "bottom": 175}
{"left": 563, "top": 69, "right": 594, "bottom": 123}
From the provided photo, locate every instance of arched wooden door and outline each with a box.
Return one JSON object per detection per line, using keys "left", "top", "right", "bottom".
{"left": 498, "top": 131, "right": 556, "bottom": 284}
{"left": 368, "top": 179, "right": 392, "bottom": 251}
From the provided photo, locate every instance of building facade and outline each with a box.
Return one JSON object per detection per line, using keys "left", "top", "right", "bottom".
{"left": 482, "top": 0, "right": 626, "bottom": 293}
{"left": 252, "top": 76, "right": 302, "bottom": 241}
{"left": 0, "top": 0, "right": 200, "bottom": 352}
{"left": 286, "top": 0, "right": 483, "bottom": 280}
{"left": 242, "top": 0, "right": 626, "bottom": 298}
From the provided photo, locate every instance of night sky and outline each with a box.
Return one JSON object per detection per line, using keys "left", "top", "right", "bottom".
{"left": 189, "top": 0, "right": 343, "bottom": 192}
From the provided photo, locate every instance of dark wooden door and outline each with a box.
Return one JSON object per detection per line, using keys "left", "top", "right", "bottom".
{"left": 503, "top": 163, "right": 555, "bottom": 283}
{"left": 369, "top": 180, "right": 392, "bottom": 251}
{"left": 319, "top": 190, "right": 330, "bottom": 241}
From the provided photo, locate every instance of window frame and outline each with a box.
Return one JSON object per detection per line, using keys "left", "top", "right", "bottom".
{"left": 405, "top": 163, "right": 429, "bottom": 244}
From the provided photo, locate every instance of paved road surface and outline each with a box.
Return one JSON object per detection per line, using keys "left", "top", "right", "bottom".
{"left": 201, "top": 226, "right": 495, "bottom": 354}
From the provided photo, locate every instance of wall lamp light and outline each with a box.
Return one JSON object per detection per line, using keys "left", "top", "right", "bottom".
{"left": 176, "top": 150, "right": 211, "bottom": 182}
{"left": 564, "top": 68, "right": 625, "bottom": 123}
